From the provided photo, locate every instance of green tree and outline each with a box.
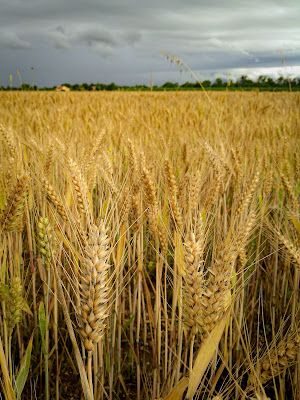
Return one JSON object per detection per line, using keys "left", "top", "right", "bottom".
{"left": 212, "top": 78, "right": 223, "bottom": 87}
{"left": 82, "top": 83, "right": 90, "bottom": 91}
{"left": 276, "top": 77, "right": 284, "bottom": 86}
{"left": 181, "top": 82, "right": 194, "bottom": 88}
{"left": 291, "top": 77, "right": 300, "bottom": 87}
{"left": 106, "top": 82, "right": 117, "bottom": 91}
{"left": 162, "top": 82, "right": 178, "bottom": 89}
{"left": 258, "top": 75, "right": 267, "bottom": 86}
{"left": 202, "top": 80, "right": 211, "bottom": 88}
{"left": 236, "top": 75, "right": 254, "bottom": 87}
{"left": 72, "top": 84, "right": 81, "bottom": 91}
{"left": 20, "top": 83, "right": 32, "bottom": 91}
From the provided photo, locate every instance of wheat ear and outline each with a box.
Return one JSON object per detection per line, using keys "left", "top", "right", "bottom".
{"left": 1, "top": 174, "right": 29, "bottom": 232}
{"left": 40, "top": 177, "right": 68, "bottom": 221}
{"left": 236, "top": 170, "right": 260, "bottom": 215}
{"left": 6, "top": 277, "right": 24, "bottom": 337}
{"left": 77, "top": 220, "right": 111, "bottom": 351}
{"left": 249, "top": 330, "right": 300, "bottom": 384}
{"left": 275, "top": 230, "right": 300, "bottom": 269}
{"left": 183, "top": 231, "right": 204, "bottom": 335}
{"left": 165, "top": 159, "right": 183, "bottom": 232}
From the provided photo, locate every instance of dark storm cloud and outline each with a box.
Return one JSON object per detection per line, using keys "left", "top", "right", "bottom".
{"left": 0, "top": 0, "right": 299, "bottom": 86}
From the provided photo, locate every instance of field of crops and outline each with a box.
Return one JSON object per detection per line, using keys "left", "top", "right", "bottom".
{"left": 0, "top": 91, "right": 299, "bottom": 400}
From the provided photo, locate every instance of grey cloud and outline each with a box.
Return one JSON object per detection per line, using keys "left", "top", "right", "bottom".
{"left": 206, "top": 38, "right": 252, "bottom": 57}
{"left": 77, "top": 29, "right": 117, "bottom": 46}
{"left": 92, "top": 44, "right": 116, "bottom": 57}
{"left": 0, "top": 32, "right": 31, "bottom": 49}
{"left": 0, "top": 0, "right": 299, "bottom": 86}
{"left": 47, "top": 28, "right": 71, "bottom": 49}
{"left": 55, "top": 25, "right": 65, "bottom": 34}
{"left": 120, "top": 31, "right": 142, "bottom": 45}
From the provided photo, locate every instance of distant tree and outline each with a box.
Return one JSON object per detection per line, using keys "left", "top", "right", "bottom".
{"left": 162, "top": 82, "right": 178, "bottom": 88}
{"left": 212, "top": 78, "right": 223, "bottom": 87}
{"left": 236, "top": 75, "right": 253, "bottom": 87}
{"left": 201, "top": 80, "right": 211, "bottom": 88}
{"left": 181, "top": 82, "right": 194, "bottom": 88}
{"left": 245, "top": 78, "right": 254, "bottom": 87}
{"left": 236, "top": 75, "right": 246, "bottom": 86}
{"left": 267, "top": 77, "right": 275, "bottom": 87}
{"left": 20, "top": 83, "right": 32, "bottom": 91}
{"left": 106, "top": 82, "right": 117, "bottom": 91}
{"left": 258, "top": 75, "right": 267, "bottom": 86}
{"left": 95, "top": 83, "right": 107, "bottom": 90}
{"left": 82, "top": 83, "right": 90, "bottom": 91}
{"left": 283, "top": 78, "right": 290, "bottom": 86}
{"left": 72, "top": 84, "right": 81, "bottom": 91}
{"left": 276, "top": 77, "right": 284, "bottom": 86}
{"left": 291, "top": 77, "right": 300, "bottom": 87}
{"left": 62, "top": 83, "right": 71, "bottom": 88}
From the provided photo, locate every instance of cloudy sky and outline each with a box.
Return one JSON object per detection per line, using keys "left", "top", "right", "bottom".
{"left": 0, "top": 0, "right": 299, "bottom": 87}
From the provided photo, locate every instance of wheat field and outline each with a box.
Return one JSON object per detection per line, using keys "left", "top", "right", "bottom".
{"left": 0, "top": 91, "right": 299, "bottom": 400}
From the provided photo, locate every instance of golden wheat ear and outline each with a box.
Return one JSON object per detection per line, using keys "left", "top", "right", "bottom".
{"left": 77, "top": 219, "right": 111, "bottom": 351}
{"left": 40, "top": 177, "right": 68, "bottom": 221}
{"left": 182, "top": 231, "right": 204, "bottom": 336}
{"left": 248, "top": 328, "right": 300, "bottom": 385}
{"left": 1, "top": 173, "right": 29, "bottom": 232}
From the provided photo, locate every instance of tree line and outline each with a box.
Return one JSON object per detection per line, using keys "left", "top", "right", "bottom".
{"left": 1, "top": 75, "right": 300, "bottom": 91}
